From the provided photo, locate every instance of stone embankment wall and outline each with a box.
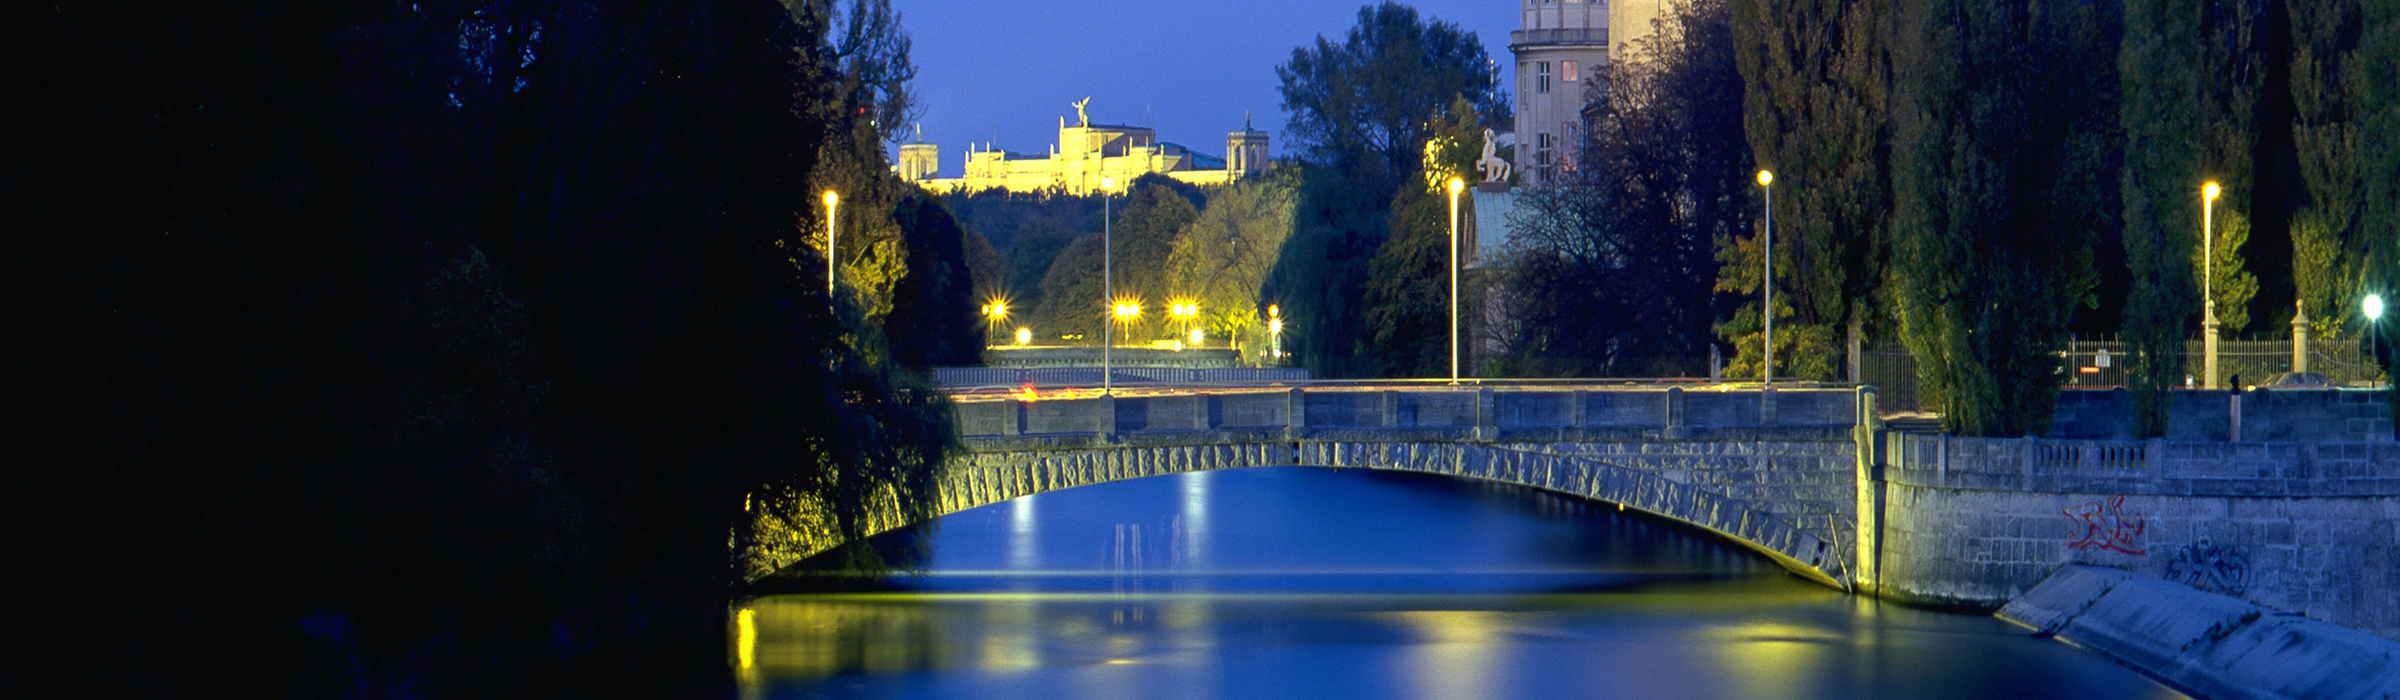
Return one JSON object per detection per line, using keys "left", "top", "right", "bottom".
{"left": 1867, "top": 432, "right": 2400, "bottom": 641}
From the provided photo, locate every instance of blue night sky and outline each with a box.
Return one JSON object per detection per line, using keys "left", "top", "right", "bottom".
{"left": 896, "top": 0, "right": 1518, "bottom": 176}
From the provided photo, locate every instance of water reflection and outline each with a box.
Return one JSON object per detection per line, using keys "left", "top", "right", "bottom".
{"left": 741, "top": 468, "right": 2185, "bottom": 700}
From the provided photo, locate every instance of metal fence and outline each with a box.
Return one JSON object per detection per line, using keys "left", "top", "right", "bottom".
{"left": 931, "top": 366, "right": 1312, "bottom": 389}
{"left": 1858, "top": 337, "right": 2387, "bottom": 415}
{"left": 2057, "top": 337, "right": 2385, "bottom": 389}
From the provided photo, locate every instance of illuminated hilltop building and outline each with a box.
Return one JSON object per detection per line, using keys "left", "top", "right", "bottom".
{"left": 900, "top": 99, "right": 1269, "bottom": 195}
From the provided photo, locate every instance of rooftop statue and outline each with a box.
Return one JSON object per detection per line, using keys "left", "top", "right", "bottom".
{"left": 1073, "top": 97, "right": 1092, "bottom": 128}
{"left": 1477, "top": 128, "right": 1510, "bottom": 183}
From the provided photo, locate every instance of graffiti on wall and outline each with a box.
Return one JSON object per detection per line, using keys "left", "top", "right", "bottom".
{"left": 2166, "top": 538, "right": 2251, "bottom": 595}
{"left": 2061, "top": 495, "right": 2146, "bottom": 556}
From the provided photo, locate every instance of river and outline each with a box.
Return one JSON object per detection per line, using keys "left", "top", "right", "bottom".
{"left": 735, "top": 466, "right": 2185, "bottom": 699}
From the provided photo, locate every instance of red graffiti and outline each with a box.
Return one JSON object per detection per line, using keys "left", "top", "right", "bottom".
{"left": 2062, "top": 495, "right": 2146, "bottom": 555}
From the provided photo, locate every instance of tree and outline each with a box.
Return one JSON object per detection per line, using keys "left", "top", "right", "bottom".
{"left": 2120, "top": 0, "right": 2265, "bottom": 435}
{"left": 1030, "top": 181, "right": 1198, "bottom": 342}
{"left": 1728, "top": 0, "right": 1895, "bottom": 375}
{"left": 1492, "top": 0, "right": 1739, "bottom": 378}
{"left": 1166, "top": 178, "right": 1296, "bottom": 348}
{"left": 1275, "top": 2, "right": 1508, "bottom": 174}
{"left": 1362, "top": 98, "right": 1484, "bottom": 377}
{"left": 793, "top": 0, "right": 928, "bottom": 323}
{"left": 1264, "top": 2, "right": 1505, "bottom": 377}
{"left": 1891, "top": 0, "right": 2119, "bottom": 436}
{"left": 883, "top": 189, "right": 983, "bottom": 367}
{"left": 2290, "top": 0, "right": 2375, "bottom": 338}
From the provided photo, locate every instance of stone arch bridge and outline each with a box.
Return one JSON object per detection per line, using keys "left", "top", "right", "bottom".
{"left": 770, "top": 382, "right": 1880, "bottom": 590}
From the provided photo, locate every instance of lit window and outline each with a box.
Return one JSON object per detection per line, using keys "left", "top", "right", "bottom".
{"left": 1537, "top": 62, "right": 1551, "bottom": 94}
{"left": 1563, "top": 60, "right": 1579, "bottom": 82}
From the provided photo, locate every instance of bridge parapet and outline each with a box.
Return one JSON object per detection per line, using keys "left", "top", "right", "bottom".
{"left": 953, "top": 384, "right": 1865, "bottom": 442}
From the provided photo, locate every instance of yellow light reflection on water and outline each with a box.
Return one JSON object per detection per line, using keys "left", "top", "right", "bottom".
{"left": 1385, "top": 609, "right": 1505, "bottom": 700}
{"left": 1709, "top": 621, "right": 1842, "bottom": 700}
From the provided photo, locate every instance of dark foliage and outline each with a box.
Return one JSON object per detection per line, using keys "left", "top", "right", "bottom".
{"left": 884, "top": 190, "right": 983, "bottom": 367}
{"left": 1491, "top": 0, "right": 1740, "bottom": 377}
{"left": 10, "top": 0, "right": 953, "bottom": 696}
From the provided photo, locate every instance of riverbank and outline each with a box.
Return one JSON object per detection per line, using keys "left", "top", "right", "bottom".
{"left": 1999, "top": 565, "right": 2400, "bottom": 700}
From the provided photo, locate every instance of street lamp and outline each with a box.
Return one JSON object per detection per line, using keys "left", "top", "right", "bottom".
{"left": 1757, "top": 169, "right": 1774, "bottom": 384}
{"left": 2203, "top": 181, "right": 2222, "bottom": 389}
{"left": 1101, "top": 177, "right": 1116, "bottom": 394}
{"left": 2369, "top": 293, "right": 2386, "bottom": 383}
{"left": 1269, "top": 304, "right": 1283, "bottom": 365}
{"left": 1114, "top": 301, "right": 1142, "bottom": 349}
{"left": 1448, "top": 176, "right": 1465, "bottom": 384}
{"left": 982, "top": 300, "right": 1008, "bottom": 348}
{"left": 823, "top": 190, "right": 839, "bottom": 306}
{"left": 1169, "top": 301, "right": 1197, "bottom": 349}
{"left": 1015, "top": 327, "right": 1032, "bottom": 346}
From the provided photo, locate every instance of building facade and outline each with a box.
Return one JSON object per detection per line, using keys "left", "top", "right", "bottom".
{"left": 901, "top": 105, "right": 1269, "bottom": 195}
{"left": 1511, "top": 0, "right": 1612, "bottom": 186}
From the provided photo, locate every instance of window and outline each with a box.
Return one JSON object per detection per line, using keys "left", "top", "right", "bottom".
{"left": 1536, "top": 132, "right": 1554, "bottom": 166}
{"left": 1563, "top": 60, "right": 1579, "bottom": 82}
{"left": 1537, "top": 62, "right": 1551, "bottom": 94}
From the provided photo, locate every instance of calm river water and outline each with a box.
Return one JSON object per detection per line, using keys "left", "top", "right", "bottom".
{"left": 735, "top": 467, "right": 2185, "bottom": 700}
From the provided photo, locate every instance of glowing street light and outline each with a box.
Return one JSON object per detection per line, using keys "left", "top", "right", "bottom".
{"left": 1269, "top": 304, "right": 1283, "bottom": 365}
{"left": 1169, "top": 301, "right": 1198, "bottom": 349}
{"left": 823, "top": 190, "right": 840, "bottom": 306}
{"left": 1448, "top": 176, "right": 1465, "bottom": 384}
{"left": 1015, "top": 327, "right": 1032, "bottom": 346}
{"left": 1757, "top": 169, "right": 1774, "bottom": 384}
{"left": 2203, "top": 181, "right": 2222, "bottom": 389}
{"left": 982, "top": 300, "right": 1008, "bottom": 348}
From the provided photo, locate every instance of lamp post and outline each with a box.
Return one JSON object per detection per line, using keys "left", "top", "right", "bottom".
{"left": 1757, "top": 170, "right": 1774, "bottom": 384}
{"left": 1448, "top": 177, "right": 1465, "bottom": 384}
{"left": 1169, "top": 301, "right": 1197, "bottom": 349}
{"left": 2369, "top": 294, "right": 2386, "bottom": 384}
{"left": 1102, "top": 177, "right": 1115, "bottom": 395}
{"left": 983, "top": 301, "right": 1007, "bottom": 348}
{"left": 1269, "top": 304, "right": 1283, "bottom": 366}
{"left": 823, "top": 190, "right": 840, "bottom": 307}
{"left": 2203, "top": 181, "right": 2221, "bottom": 389}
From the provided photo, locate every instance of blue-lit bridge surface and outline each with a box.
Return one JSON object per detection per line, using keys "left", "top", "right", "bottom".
{"left": 766, "top": 380, "right": 1881, "bottom": 590}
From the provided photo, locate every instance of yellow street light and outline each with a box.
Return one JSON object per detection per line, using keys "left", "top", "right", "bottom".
{"left": 1015, "top": 327, "right": 1032, "bottom": 345}
{"left": 982, "top": 300, "right": 1009, "bottom": 348}
{"left": 1757, "top": 169, "right": 1774, "bottom": 383}
{"left": 823, "top": 190, "right": 840, "bottom": 304}
{"left": 2203, "top": 181, "right": 2222, "bottom": 388}
{"left": 1268, "top": 304, "right": 1284, "bottom": 363}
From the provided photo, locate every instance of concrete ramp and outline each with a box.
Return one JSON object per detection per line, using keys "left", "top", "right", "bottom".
{"left": 2001, "top": 565, "right": 2400, "bottom": 700}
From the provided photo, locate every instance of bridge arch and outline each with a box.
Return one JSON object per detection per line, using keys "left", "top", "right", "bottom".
{"left": 915, "top": 437, "right": 1851, "bottom": 588}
